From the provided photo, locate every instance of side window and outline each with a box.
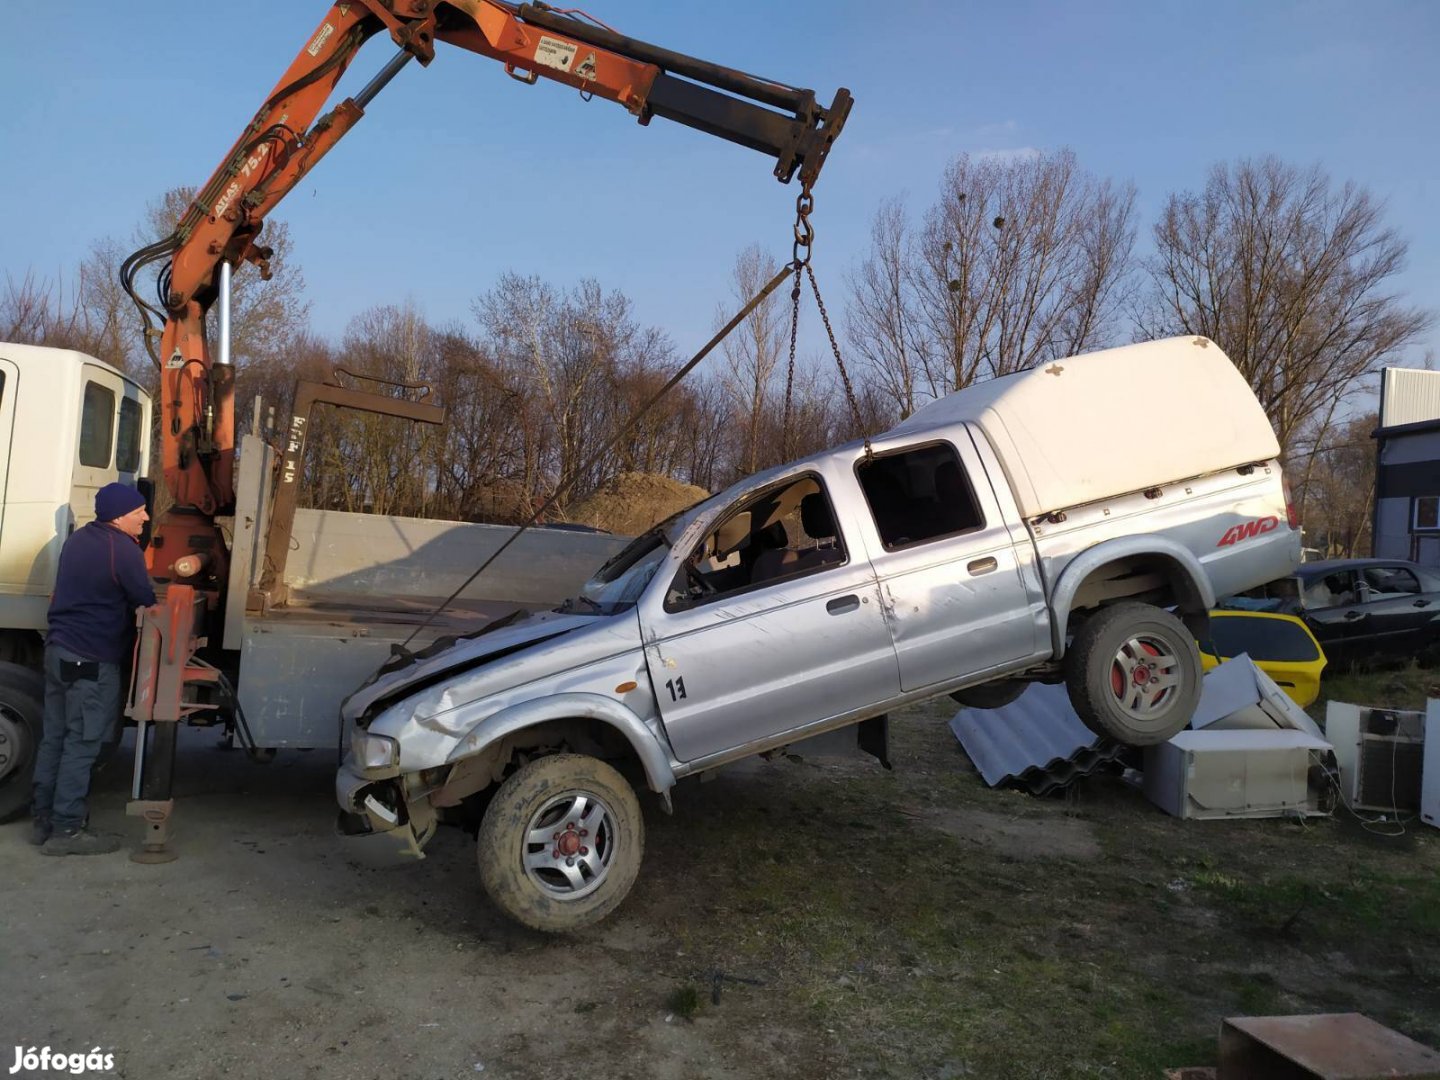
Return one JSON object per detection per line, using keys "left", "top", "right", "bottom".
{"left": 1302, "top": 571, "right": 1357, "bottom": 609}
{"left": 856, "top": 442, "right": 983, "bottom": 550}
{"left": 117, "top": 397, "right": 143, "bottom": 472}
{"left": 79, "top": 381, "right": 116, "bottom": 468}
{"left": 665, "top": 474, "right": 846, "bottom": 611}
{"left": 1362, "top": 566, "right": 1421, "bottom": 599}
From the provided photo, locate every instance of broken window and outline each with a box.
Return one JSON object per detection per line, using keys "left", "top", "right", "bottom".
{"left": 855, "top": 441, "right": 983, "bottom": 550}
{"left": 666, "top": 474, "right": 846, "bottom": 610}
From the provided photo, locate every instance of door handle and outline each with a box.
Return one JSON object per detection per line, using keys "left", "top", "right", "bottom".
{"left": 1344, "top": 610, "right": 1366, "bottom": 620}
{"left": 1414, "top": 599, "right": 1431, "bottom": 608}
{"left": 826, "top": 594, "right": 860, "bottom": 615}
{"left": 967, "top": 557, "right": 998, "bottom": 575}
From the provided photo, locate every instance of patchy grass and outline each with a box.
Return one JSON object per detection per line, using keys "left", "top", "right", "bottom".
{"left": 635, "top": 678, "right": 1440, "bottom": 1080}
{"left": 1311, "top": 660, "right": 1440, "bottom": 719}
{"left": 664, "top": 983, "right": 703, "bottom": 1021}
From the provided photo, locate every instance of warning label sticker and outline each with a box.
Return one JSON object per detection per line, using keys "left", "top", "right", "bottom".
{"left": 534, "top": 36, "right": 578, "bottom": 73}
{"left": 307, "top": 22, "right": 335, "bottom": 57}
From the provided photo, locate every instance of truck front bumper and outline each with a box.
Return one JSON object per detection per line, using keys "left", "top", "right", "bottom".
{"left": 335, "top": 759, "right": 438, "bottom": 866}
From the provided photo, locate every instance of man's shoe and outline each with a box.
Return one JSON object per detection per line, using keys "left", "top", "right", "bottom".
{"left": 41, "top": 827, "right": 120, "bottom": 857}
{"left": 29, "top": 816, "right": 52, "bottom": 846}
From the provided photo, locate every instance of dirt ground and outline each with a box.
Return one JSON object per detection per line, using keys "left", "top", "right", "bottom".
{"left": 2, "top": 695, "right": 1437, "bottom": 1080}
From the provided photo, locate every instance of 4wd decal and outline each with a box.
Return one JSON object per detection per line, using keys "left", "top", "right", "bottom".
{"left": 1218, "top": 516, "right": 1279, "bottom": 547}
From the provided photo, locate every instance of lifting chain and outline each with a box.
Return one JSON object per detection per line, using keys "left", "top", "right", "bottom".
{"left": 783, "top": 182, "right": 872, "bottom": 461}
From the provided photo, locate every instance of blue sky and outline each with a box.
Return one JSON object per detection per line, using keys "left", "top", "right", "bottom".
{"left": 2, "top": 1, "right": 1436, "bottom": 378}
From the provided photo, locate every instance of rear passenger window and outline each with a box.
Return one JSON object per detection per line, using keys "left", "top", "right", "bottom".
{"left": 856, "top": 442, "right": 983, "bottom": 550}
{"left": 79, "top": 382, "right": 115, "bottom": 468}
{"left": 117, "top": 397, "right": 143, "bottom": 472}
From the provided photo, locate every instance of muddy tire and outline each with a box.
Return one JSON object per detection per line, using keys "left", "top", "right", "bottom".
{"left": 1064, "top": 602, "right": 1200, "bottom": 747}
{"left": 949, "top": 680, "right": 1027, "bottom": 710}
{"left": 477, "top": 753, "right": 643, "bottom": 933}
{"left": 0, "top": 662, "right": 44, "bottom": 823}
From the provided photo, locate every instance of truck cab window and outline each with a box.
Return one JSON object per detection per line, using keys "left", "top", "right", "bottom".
{"left": 117, "top": 397, "right": 143, "bottom": 472}
{"left": 666, "top": 474, "right": 845, "bottom": 610}
{"left": 857, "top": 442, "right": 983, "bottom": 550}
{"left": 79, "top": 381, "right": 115, "bottom": 468}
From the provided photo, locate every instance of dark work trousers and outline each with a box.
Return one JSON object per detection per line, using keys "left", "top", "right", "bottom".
{"left": 31, "top": 644, "right": 123, "bottom": 831}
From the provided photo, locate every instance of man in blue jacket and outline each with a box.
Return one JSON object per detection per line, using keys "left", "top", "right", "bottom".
{"left": 31, "top": 483, "right": 156, "bottom": 855}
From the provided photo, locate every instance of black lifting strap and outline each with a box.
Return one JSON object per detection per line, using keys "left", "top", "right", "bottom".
{"left": 782, "top": 182, "right": 871, "bottom": 463}
{"left": 397, "top": 260, "right": 796, "bottom": 653}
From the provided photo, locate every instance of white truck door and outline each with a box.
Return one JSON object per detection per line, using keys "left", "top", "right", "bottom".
{"left": 70, "top": 363, "right": 144, "bottom": 527}
{"left": 853, "top": 436, "right": 1038, "bottom": 692}
{"left": 638, "top": 469, "right": 899, "bottom": 764}
{"left": 0, "top": 357, "right": 16, "bottom": 539}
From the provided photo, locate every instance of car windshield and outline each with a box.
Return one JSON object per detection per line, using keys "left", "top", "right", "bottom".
{"left": 571, "top": 500, "right": 711, "bottom": 615}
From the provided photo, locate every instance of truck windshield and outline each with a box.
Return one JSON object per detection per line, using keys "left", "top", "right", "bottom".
{"left": 574, "top": 500, "right": 710, "bottom": 614}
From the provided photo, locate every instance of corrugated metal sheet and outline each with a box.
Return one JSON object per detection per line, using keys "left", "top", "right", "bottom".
{"left": 1380, "top": 367, "right": 1440, "bottom": 428}
{"left": 948, "top": 683, "right": 1122, "bottom": 795}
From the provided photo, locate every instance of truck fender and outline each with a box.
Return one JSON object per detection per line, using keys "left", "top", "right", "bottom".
{"left": 1047, "top": 536, "right": 1215, "bottom": 658}
{"left": 445, "top": 692, "right": 676, "bottom": 796}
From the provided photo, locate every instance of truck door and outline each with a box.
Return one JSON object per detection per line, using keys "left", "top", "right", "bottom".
{"left": 0, "top": 357, "right": 16, "bottom": 539}
{"left": 638, "top": 470, "right": 900, "bottom": 764}
{"left": 70, "top": 363, "right": 146, "bottom": 528}
{"left": 854, "top": 436, "right": 1037, "bottom": 692}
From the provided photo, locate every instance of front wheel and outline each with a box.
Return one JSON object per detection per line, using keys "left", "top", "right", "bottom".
{"left": 0, "top": 662, "right": 44, "bottom": 823}
{"left": 1064, "top": 602, "right": 1201, "bottom": 746}
{"left": 477, "top": 753, "right": 644, "bottom": 933}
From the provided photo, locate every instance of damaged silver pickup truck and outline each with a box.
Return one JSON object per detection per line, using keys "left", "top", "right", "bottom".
{"left": 337, "top": 335, "right": 1300, "bottom": 931}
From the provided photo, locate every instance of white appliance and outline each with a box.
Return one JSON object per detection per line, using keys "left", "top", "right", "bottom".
{"left": 1326, "top": 702, "right": 1427, "bottom": 813}
{"left": 1423, "top": 700, "right": 1439, "bottom": 830}
{"left": 1142, "top": 729, "right": 1333, "bottom": 820}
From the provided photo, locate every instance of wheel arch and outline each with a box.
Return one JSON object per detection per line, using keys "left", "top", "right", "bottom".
{"left": 444, "top": 692, "right": 676, "bottom": 797}
{"left": 1050, "top": 537, "right": 1214, "bottom": 658}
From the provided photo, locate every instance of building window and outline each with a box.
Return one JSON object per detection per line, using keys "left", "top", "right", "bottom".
{"left": 1415, "top": 496, "right": 1440, "bottom": 533}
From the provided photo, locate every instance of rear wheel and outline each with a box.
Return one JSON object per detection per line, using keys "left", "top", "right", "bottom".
{"left": 1064, "top": 602, "right": 1200, "bottom": 746}
{"left": 477, "top": 753, "right": 644, "bottom": 933}
{"left": 0, "top": 662, "right": 44, "bottom": 823}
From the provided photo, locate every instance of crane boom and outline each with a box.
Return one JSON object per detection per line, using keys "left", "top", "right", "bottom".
{"left": 123, "top": 0, "right": 851, "bottom": 592}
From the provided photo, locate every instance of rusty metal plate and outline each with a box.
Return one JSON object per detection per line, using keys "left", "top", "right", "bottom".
{"left": 1219, "top": 1013, "right": 1440, "bottom": 1080}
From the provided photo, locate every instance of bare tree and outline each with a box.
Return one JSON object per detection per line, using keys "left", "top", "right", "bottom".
{"left": 1140, "top": 157, "right": 1432, "bottom": 454}
{"left": 1291, "top": 412, "right": 1377, "bottom": 557}
{"left": 845, "top": 199, "right": 927, "bottom": 418}
{"left": 715, "top": 245, "right": 788, "bottom": 473}
{"left": 854, "top": 149, "right": 1136, "bottom": 398}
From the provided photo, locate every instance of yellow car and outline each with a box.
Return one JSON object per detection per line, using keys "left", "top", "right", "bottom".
{"left": 1197, "top": 610, "right": 1327, "bottom": 708}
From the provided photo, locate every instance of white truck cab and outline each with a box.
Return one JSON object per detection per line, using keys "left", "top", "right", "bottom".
{"left": 0, "top": 343, "right": 152, "bottom": 818}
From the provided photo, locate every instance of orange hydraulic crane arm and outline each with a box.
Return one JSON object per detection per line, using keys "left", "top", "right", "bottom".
{"left": 122, "top": 0, "right": 850, "bottom": 555}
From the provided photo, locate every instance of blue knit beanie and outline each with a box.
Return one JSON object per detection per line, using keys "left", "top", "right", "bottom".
{"left": 95, "top": 483, "right": 146, "bottom": 523}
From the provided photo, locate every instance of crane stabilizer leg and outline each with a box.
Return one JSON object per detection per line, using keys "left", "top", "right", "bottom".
{"left": 125, "top": 587, "right": 219, "bottom": 863}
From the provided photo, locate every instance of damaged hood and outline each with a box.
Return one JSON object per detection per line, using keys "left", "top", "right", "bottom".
{"left": 343, "top": 609, "right": 617, "bottom": 723}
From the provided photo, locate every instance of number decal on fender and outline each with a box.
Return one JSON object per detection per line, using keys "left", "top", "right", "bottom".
{"left": 665, "top": 677, "right": 688, "bottom": 702}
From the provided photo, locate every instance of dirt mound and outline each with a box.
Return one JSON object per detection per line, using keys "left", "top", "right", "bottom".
{"left": 568, "top": 471, "right": 709, "bottom": 537}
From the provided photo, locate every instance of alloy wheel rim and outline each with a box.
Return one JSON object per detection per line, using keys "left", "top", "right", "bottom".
{"left": 521, "top": 789, "right": 617, "bottom": 901}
